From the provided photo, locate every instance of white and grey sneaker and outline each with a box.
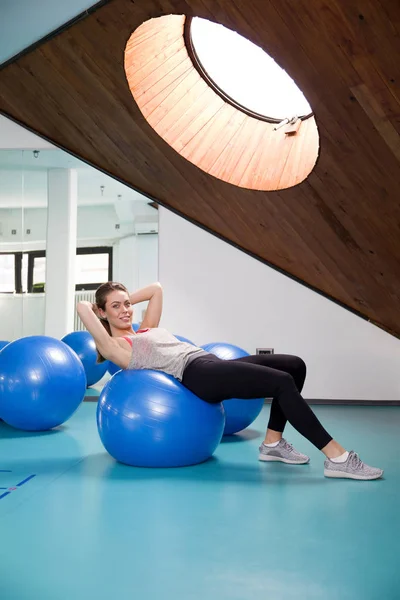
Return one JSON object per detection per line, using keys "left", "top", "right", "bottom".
{"left": 258, "top": 439, "right": 310, "bottom": 465}
{"left": 324, "top": 451, "right": 383, "bottom": 480}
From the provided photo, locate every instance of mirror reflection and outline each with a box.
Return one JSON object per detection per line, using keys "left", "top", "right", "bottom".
{"left": 0, "top": 128, "right": 158, "bottom": 351}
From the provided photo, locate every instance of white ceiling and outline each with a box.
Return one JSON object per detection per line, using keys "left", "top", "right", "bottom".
{"left": 0, "top": 115, "right": 56, "bottom": 149}
{"left": 0, "top": 121, "right": 154, "bottom": 212}
{"left": 0, "top": 148, "right": 88, "bottom": 170}
{"left": 0, "top": 164, "right": 153, "bottom": 211}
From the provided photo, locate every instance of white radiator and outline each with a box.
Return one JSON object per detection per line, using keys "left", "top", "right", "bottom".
{"left": 74, "top": 291, "right": 96, "bottom": 331}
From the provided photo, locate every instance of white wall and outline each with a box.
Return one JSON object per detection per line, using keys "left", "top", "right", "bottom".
{"left": 23, "top": 294, "right": 46, "bottom": 337}
{"left": 136, "top": 234, "right": 159, "bottom": 322}
{"left": 0, "top": 294, "right": 45, "bottom": 341}
{"left": 114, "top": 236, "right": 138, "bottom": 292}
{"left": 113, "top": 233, "right": 159, "bottom": 322}
{"left": 0, "top": 205, "right": 136, "bottom": 248}
{"left": 158, "top": 207, "right": 400, "bottom": 400}
{"left": 0, "top": 294, "right": 23, "bottom": 341}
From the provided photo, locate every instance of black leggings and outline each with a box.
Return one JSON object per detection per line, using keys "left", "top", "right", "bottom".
{"left": 182, "top": 353, "right": 332, "bottom": 450}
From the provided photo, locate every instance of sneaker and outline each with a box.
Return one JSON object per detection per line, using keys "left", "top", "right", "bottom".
{"left": 324, "top": 451, "right": 383, "bottom": 480}
{"left": 258, "top": 439, "right": 310, "bottom": 465}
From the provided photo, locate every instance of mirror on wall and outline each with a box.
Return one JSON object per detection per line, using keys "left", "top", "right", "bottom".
{"left": 0, "top": 137, "right": 158, "bottom": 343}
{"left": 0, "top": 149, "right": 37, "bottom": 344}
{"left": 74, "top": 163, "right": 159, "bottom": 330}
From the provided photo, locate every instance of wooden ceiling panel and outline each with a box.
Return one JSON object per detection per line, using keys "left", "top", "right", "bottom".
{"left": 0, "top": 0, "right": 399, "bottom": 335}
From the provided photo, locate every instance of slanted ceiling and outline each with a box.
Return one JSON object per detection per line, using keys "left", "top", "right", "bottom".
{"left": 0, "top": 0, "right": 399, "bottom": 336}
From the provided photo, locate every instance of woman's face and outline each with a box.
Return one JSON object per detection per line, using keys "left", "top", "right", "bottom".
{"left": 100, "top": 290, "right": 133, "bottom": 330}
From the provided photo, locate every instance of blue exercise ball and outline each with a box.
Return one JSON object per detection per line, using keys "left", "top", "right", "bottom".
{"left": 97, "top": 369, "right": 225, "bottom": 467}
{"left": 202, "top": 342, "right": 264, "bottom": 435}
{"left": 0, "top": 336, "right": 86, "bottom": 431}
{"left": 62, "top": 331, "right": 109, "bottom": 386}
{"left": 174, "top": 334, "right": 195, "bottom": 345}
{"left": 108, "top": 360, "right": 121, "bottom": 376}
{"left": 0, "top": 342, "right": 8, "bottom": 421}
{"left": 132, "top": 323, "right": 140, "bottom": 332}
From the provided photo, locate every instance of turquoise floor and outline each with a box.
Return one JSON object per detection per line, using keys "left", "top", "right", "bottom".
{"left": 0, "top": 404, "right": 399, "bottom": 600}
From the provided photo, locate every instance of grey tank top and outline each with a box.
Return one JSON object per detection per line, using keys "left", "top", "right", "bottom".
{"left": 125, "top": 328, "right": 207, "bottom": 381}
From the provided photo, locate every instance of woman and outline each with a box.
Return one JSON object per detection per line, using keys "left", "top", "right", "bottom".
{"left": 77, "top": 281, "right": 383, "bottom": 481}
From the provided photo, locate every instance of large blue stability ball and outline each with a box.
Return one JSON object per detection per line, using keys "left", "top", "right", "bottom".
{"left": 0, "top": 340, "right": 9, "bottom": 352}
{"left": 107, "top": 361, "right": 121, "bottom": 376}
{"left": 0, "top": 342, "right": 8, "bottom": 421}
{"left": 0, "top": 336, "right": 86, "bottom": 431}
{"left": 62, "top": 330, "right": 109, "bottom": 386}
{"left": 97, "top": 369, "right": 225, "bottom": 467}
{"left": 202, "top": 342, "right": 264, "bottom": 435}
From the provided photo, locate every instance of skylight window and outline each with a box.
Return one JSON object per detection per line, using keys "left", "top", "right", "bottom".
{"left": 189, "top": 17, "right": 312, "bottom": 121}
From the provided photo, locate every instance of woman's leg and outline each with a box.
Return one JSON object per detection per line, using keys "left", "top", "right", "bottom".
{"left": 182, "top": 355, "right": 332, "bottom": 450}
{"left": 182, "top": 356, "right": 383, "bottom": 479}
{"left": 233, "top": 354, "right": 306, "bottom": 440}
{"left": 225, "top": 355, "right": 347, "bottom": 458}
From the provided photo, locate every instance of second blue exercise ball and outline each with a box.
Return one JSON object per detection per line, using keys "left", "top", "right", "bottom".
{"left": 0, "top": 336, "right": 86, "bottom": 431}
{"left": 0, "top": 340, "right": 9, "bottom": 352}
{"left": 62, "top": 330, "right": 109, "bottom": 386}
{"left": 97, "top": 369, "right": 225, "bottom": 467}
{"left": 108, "top": 360, "right": 121, "bottom": 376}
{"left": 0, "top": 341, "right": 8, "bottom": 421}
{"left": 202, "top": 342, "right": 264, "bottom": 435}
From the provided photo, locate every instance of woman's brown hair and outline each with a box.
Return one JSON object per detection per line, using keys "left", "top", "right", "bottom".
{"left": 95, "top": 281, "right": 129, "bottom": 363}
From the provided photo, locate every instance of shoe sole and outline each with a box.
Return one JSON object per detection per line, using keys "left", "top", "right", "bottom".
{"left": 259, "top": 454, "right": 310, "bottom": 465}
{"left": 324, "top": 469, "right": 383, "bottom": 480}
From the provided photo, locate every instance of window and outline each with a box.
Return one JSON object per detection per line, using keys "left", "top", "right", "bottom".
{"left": 75, "top": 248, "right": 113, "bottom": 290}
{"left": 0, "top": 247, "right": 112, "bottom": 293}
{"left": 188, "top": 17, "right": 312, "bottom": 122}
{"left": 26, "top": 251, "right": 46, "bottom": 293}
{"left": 0, "top": 253, "right": 16, "bottom": 293}
{"left": 125, "top": 15, "right": 319, "bottom": 191}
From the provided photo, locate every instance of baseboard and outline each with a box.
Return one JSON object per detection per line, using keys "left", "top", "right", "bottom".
{"left": 265, "top": 399, "right": 400, "bottom": 406}
{"left": 84, "top": 396, "right": 400, "bottom": 406}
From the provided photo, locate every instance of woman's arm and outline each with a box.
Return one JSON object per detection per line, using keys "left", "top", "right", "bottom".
{"left": 76, "top": 301, "right": 123, "bottom": 363}
{"left": 130, "top": 282, "right": 163, "bottom": 329}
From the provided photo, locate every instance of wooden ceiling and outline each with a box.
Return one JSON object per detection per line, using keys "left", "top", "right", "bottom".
{"left": 125, "top": 15, "right": 319, "bottom": 191}
{"left": 0, "top": 0, "right": 399, "bottom": 336}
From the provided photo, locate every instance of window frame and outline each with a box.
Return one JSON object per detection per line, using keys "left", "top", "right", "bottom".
{"left": 0, "top": 247, "right": 113, "bottom": 293}
{"left": 184, "top": 15, "right": 313, "bottom": 124}
{"left": 74, "top": 246, "right": 113, "bottom": 291}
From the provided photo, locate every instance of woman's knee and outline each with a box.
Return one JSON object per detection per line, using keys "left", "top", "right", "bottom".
{"left": 276, "top": 370, "right": 298, "bottom": 392}
{"left": 289, "top": 356, "right": 307, "bottom": 378}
